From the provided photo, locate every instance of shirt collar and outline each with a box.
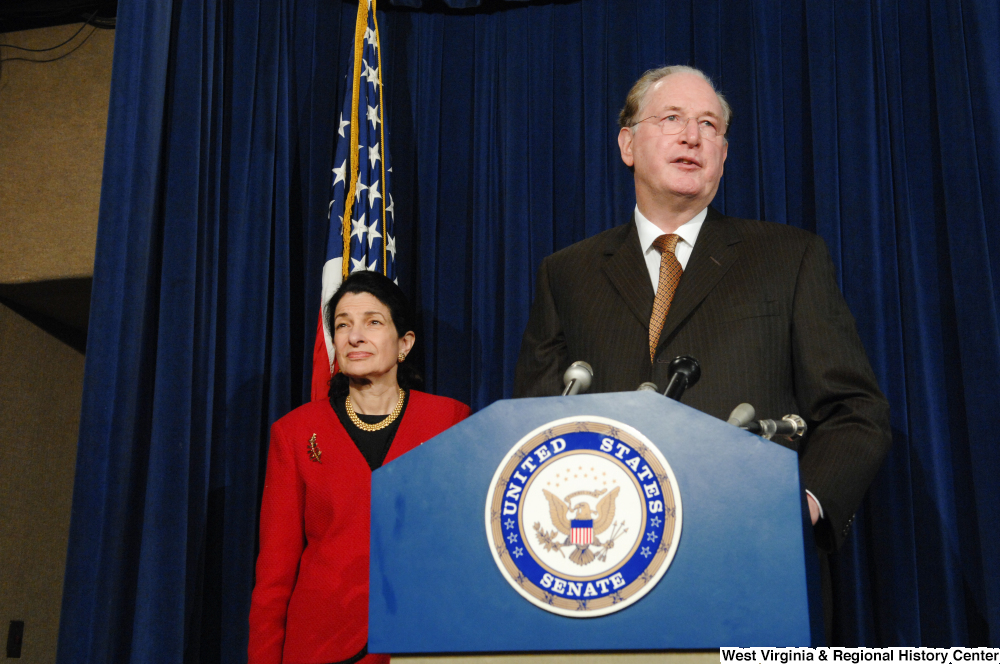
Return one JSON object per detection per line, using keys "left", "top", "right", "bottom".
{"left": 634, "top": 205, "right": 708, "bottom": 253}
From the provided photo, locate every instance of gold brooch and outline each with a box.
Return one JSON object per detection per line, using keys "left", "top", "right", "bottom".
{"left": 307, "top": 434, "right": 322, "bottom": 463}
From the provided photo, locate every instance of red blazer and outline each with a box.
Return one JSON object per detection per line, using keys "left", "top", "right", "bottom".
{"left": 249, "top": 390, "right": 470, "bottom": 664}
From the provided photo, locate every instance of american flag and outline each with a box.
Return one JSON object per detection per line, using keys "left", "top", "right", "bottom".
{"left": 311, "top": 0, "right": 395, "bottom": 400}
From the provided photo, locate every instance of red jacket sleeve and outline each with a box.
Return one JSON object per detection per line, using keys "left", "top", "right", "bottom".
{"left": 248, "top": 422, "right": 306, "bottom": 664}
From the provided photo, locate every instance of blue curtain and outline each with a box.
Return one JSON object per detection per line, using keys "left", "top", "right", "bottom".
{"left": 59, "top": 0, "right": 999, "bottom": 661}
{"left": 57, "top": 1, "right": 357, "bottom": 661}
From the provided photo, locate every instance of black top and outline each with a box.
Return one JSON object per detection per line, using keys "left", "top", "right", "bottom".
{"left": 331, "top": 390, "right": 409, "bottom": 471}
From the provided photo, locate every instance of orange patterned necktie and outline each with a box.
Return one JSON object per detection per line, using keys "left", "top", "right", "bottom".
{"left": 649, "top": 234, "right": 682, "bottom": 362}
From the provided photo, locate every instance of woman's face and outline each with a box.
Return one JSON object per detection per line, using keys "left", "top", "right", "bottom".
{"left": 333, "top": 292, "right": 414, "bottom": 384}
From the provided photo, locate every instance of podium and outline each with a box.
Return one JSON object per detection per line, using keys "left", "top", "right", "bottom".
{"left": 369, "top": 392, "right": 823, "bottom": 655}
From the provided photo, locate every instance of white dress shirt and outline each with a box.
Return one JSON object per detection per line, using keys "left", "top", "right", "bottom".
{"left": 633, "top": 206, "right": 707, "bottom": 293}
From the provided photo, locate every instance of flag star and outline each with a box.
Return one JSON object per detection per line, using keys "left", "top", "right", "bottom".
{"left": 351, "top": 215, "right": 366, "bottom": 240}
{"left": 364, "top": 217, "right": 381, "bottom": 248}
{"left": 332, "top": 159, "right": 347, "bottom": 187}
{"left": 385, "top": 194, "right": 394, "bottom": 219}
{"left": 350, "top": 256, "right": 376, "bottom": 272}
{"left": 368, "top": 142, "right": 380, "bottom": 168}
{"left": 367, "top": 104, "right": 380, "bottom": 129}
{"left": 338, "top": 113, "right": 349, "bottom": 138}
{"left": 327, "top": 200, "right": 334, "bottom": 219}
{"left": 354, "top": 182, "right": 368, "bottom": 202}
{"left": 361, "top": 62, "right": 379, "bottom": 85}
{"left": 386, "top": 234, "right": 396, "bottom": 259}
{"left": 364, "top": 26, "right": 377, "bottom": 45}
{"left": 366, "top": 179, "right": 381, "bottom": 207}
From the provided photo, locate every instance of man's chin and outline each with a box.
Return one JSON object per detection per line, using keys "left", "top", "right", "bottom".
{"left": 662, "top": 174, "right": 705, "bottom": 195}
{"left": 667, "top": 178, "right": 722, "bottom": 206}
{"left": 664, "top": 186, "right": 710, "bottom": 204}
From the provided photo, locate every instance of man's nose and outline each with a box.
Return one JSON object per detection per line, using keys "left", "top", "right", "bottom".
{"left": 680, "top": 117, "right": 701, "bottom": 143}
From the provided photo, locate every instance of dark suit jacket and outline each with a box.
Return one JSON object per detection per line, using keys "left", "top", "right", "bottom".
{"left": 513, "top": 207, "right": 891, "bottom": 549}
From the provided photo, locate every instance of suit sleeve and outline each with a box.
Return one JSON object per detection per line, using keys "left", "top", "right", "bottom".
{"left": 248, "top": 422, "right": 306, "bottom": 664}
{"left": 514, "top": 258, "right": 570, "bottom": 398}
{"left": 791, "top": 234, "right": 892, "bottom": 550}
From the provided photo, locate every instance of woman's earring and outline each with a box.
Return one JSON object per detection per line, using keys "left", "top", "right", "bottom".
{"left": 398, "top": 352, "right": 406, "bottom": 363}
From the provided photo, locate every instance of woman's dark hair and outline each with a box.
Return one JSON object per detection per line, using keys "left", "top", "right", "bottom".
{"left": 325, "top": 271, "right": 423, "bottom": 398}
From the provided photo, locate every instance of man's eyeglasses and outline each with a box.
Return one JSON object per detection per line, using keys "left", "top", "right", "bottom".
{"left": 631, "top": 114, "right": 725, "bottom": 140}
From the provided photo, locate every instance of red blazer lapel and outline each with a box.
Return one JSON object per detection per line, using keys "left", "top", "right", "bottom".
{"left": 383, "top": 390, "right": 467, "bottom": 465}
{"left": 383, "top": 392, "right": 424, "bottom": 466}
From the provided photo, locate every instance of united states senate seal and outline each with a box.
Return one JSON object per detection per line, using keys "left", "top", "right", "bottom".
{"left": 485, "top": 416, "right": 682, "bottom": 617}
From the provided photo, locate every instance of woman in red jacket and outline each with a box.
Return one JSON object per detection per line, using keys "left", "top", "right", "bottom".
{"left": 249, "top": 272, "right": 470, "bottom": 664}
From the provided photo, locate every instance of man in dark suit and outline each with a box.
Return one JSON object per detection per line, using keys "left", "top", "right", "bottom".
{"left": 513, "top": 65, "right": 891, "bottom": 554}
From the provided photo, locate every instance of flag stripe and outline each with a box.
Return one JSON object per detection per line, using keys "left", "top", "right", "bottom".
{"left": 311, "top": 316, "right": 330, "bottom": 401}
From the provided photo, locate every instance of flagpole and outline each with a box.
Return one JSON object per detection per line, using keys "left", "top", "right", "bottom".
{"left": 342, "top": 0, "right": 369, "bottom": 281}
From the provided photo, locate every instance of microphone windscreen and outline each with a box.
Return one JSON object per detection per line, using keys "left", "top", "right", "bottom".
{"left": 562, "top": 361, "right": 594, "bottom": 395}
{"left": 726, "top": 402, "right": 756, "bottom": 427}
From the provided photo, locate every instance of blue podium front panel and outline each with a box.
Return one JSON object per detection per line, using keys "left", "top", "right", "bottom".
{"left": 369, "top": 392, "right": 812, "bottom": 652}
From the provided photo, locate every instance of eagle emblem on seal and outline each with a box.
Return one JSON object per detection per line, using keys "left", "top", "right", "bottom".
{"left": 534, "top": 487, "right": 626, "bottom": 566}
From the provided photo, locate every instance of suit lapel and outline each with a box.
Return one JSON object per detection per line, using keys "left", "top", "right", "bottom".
{"left": 601, "top": 219, "right": 656, "bottom": 328}
{"left": 658, "top": 207, "right": 742, "bottom": 345}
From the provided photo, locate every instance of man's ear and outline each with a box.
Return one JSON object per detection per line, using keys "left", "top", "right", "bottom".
{"left": 618, "top": 127, "right": 634, "bottom": 167}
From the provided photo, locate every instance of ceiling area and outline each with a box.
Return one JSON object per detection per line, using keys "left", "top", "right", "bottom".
{"left": 0, "top": 0, "right": 117, "bottom": 33}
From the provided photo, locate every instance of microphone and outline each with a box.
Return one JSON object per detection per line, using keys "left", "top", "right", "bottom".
{"left": 663, "top": 355, "right": 701, "bottom": 401}
{"left": 726, "top": 403, "right": 755, "bottom": 427}
{"left": 636, "top": 382, "right": 659, "bottom": 392}
{"left": 744, "top": 414, "right": 807, "bottom": 441}
{"left": 561, "top": 361, "right": 594, "bottom": 396}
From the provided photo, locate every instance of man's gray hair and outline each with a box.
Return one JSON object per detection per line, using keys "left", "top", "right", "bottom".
{"left": 618, "top": 65, "right": 732, "bottom": 135}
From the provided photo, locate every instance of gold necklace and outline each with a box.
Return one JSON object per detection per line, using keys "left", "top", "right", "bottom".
{"left": 345, "top": 388, "right": 406, "bottom": 432}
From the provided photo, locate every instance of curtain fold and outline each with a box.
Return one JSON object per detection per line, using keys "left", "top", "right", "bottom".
{"left": 60, "top": 0, "right": 999, "bottom": 661}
